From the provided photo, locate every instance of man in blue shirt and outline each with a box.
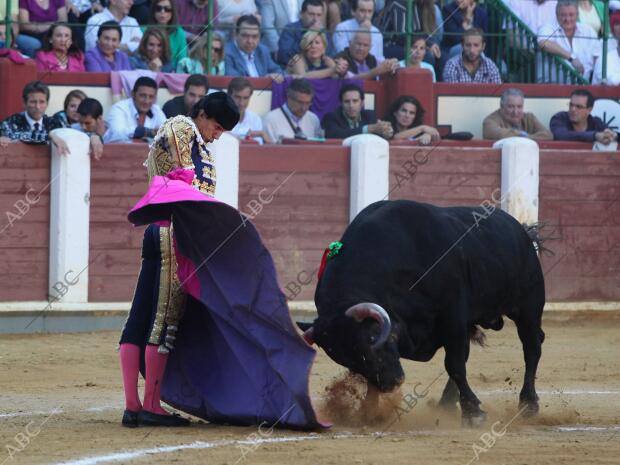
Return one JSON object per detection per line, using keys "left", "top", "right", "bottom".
{"left": 550, "top": 89, "right": 617, "bottom": 144}
{"left": 224, "top": 15, "right": 284, "bottom": 82}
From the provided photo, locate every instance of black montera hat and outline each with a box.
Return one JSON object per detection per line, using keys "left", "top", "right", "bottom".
{"left": 199, "top": 91, "right": 240, "bottom": 130}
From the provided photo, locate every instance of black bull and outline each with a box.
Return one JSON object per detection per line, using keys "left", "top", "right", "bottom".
{"left": 305, "top": 200, "right": 545, "bottom": 425}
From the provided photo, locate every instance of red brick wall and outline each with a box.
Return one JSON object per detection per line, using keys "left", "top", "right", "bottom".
{"left": 239, "top": 144, "right": 350, "bottom": 301}
{"left": 0, "top": 142, "right": 50, "bottom": 300}
{"left": 539, "top": 150, "right": 620, "bottom": 301}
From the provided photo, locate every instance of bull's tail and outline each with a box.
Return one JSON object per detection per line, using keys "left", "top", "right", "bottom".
{"left": 469, "top": 325, "right": 487, "bottom": 347}
{"left": 523, "top": 222, "right": 556, "bottom": 256}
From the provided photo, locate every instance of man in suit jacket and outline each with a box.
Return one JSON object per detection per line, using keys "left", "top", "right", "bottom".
{"left": 321, "top": 83, "right": 393, "bottom": 139}
{"left": 260, "top": 0, "right": 303, "bottom": 53}
{"left": 225, "top": 15, "right": 284, "bottom": 81}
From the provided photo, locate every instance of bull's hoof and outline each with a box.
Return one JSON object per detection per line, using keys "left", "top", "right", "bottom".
{"left": 519, "top": 400, "right": 539, "bottom": 417}
{"left": 437, "top": 400, "right": 458, "bottom": 414}
{"left": 461, "top": 410, "right": 487, "bottom": 428}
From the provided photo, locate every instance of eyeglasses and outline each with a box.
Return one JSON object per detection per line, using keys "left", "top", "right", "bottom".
{"left": 155, "top": 5, "right": 172, "bottom": 12}
{"left": 569, "top": 103, "right": 588, "bottom": 110}
{"left": 212, "top": 47, "right": 222, "bottom": 53}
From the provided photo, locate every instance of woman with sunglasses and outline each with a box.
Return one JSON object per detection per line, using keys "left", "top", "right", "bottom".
{"left": 144, "top": 0, "right": 187, "bottom": 68}
{"left": 176, "top": 32, "right": 226, "bottom": 75}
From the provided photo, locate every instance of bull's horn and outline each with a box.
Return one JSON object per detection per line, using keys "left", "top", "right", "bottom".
{"left": 345, "top": 303, "right": 392, "bottom": 349}
{"left": 302, "top": 327, "right": 315, "bottom": 345}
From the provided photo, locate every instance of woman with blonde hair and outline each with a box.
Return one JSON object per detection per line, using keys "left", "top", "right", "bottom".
{"left": 176, "top": 33, "right": 226, "bottom": 75}
{"left": 288, "top": 30, "right": 347, "bottom": 78}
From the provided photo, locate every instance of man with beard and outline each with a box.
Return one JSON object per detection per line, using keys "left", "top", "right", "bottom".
{"left": 442, "top": 28, "right": 501, "bottom": 83}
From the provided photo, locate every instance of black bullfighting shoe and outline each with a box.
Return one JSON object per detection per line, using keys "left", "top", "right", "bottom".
{"left": 137, "top": 410, "right": 191, "bottom": 427}
{"left": 121, "top": 409, "right": 139, "bottom": 428}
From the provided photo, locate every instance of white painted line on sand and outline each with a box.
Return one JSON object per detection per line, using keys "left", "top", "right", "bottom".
{"left": 47, "top": 433, "right": 373, "bottom": 465}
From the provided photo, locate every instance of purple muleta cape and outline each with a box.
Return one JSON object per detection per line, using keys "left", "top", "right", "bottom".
{"left": 128, "top": 169, "right": 327, "bottom": 430}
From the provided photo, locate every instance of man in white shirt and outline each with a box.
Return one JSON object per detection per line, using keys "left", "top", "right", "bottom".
{"left": 537, "top": 0, "right": 599, "bottom": 82}
{"left": 593, "top": 39, "right": 620, "bottom": 84}
{"left": 104, "top": 77, "right": 166, "bottom": 143}
{"left": 333, "top": 0, "right": 384, "bottom": 61}
{"left": 84, "top": 0, "right": 143, "bottom": 53}
{"left": 227, "top": 77, "right": 272, "bottom": 144}
{"left": 262, "top": 78, "right": 322, "bottom": 143}
{"left": 504, "top": 0, "right": 557, "bottom": 35}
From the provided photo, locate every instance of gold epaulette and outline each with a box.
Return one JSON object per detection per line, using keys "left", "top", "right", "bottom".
{"left": 145, "top": 116, "right": 197, "bottom": 181}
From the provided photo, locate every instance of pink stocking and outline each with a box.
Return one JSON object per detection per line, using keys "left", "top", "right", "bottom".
{"left": 119, "top": 343, "right": 142, "bottom": 413}
{"left": 143, "top": 344, "right": 170, "bottom": 415}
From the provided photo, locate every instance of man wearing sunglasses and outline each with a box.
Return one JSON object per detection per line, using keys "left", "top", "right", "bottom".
{"left": 550, "top": 89, "right": 617, "bottom": 146}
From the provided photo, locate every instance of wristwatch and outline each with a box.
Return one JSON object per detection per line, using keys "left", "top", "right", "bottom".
{"left": 568, "top": 52, "right": 577, "bottom": 63}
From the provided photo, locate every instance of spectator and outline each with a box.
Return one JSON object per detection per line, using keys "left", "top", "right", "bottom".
{"left": 36, "top": 23, "right": 86, "bottom": 72}
{"left": 66, "top": 0, "right": 104, "bottom": 51}
{"left": 54, "top": 89, "right": 87, "bottom": 127}
{"left": 18, "top": 0, "right": 67, "bottom": 55}
{"left": 177, "top": 32, "right": 226, "bottom": 75}
{"left": 537, "top": 0, "right": 599, "bottom": 81}
{"left": 260, "top": 0, "right": 303, "bottom": 54}
{"left": 129, "top": 0, "right": 150, "bottom": 25}
{"left": 610, "top": 11, "right": 620, "bottom": 49}
{"left": 550, "top": 89, "right": 617, "bottom": 143}
{"left": 277, "top": 0, "right": 332, "bottom": 67}
{"left": 0, "top": 81, "right": 64, "bottom": 146}
{"left": 176, "top": 0, "right": 218, "bottom": 43}
{"left": 442, "top": 0, "right": 488, "bottom": 59}
{"left": 129, "top": 27, "right": 174, "bottom": 72}
{"left": 385, "top": 95, "right": 440, "bottom": 145}
{"left": 482, "top": 88, "right": 552, "bottom": 140}
{"left": 593, "top": 35, "right": 620, "bottom": 84}
{"left": 144, "top": 0, "right": 187, "bottom": 68}
{"left": 227, "top": 77, "right": 272, "bottom": 144}
{"left": 104, "top": 76, "right": 167, "bottom": 143}
{"left": 1, "top": 0, "right": 42, "bottom": 57}
{"left": 262, "top": 78, "right": 322, "bottom": 142}
{"left": 503, "top": 0, "right": 557, "bottom": 35}
{"left": 225, "top": 15, "right": 284, "bottom": 81}
{"left": 162, "top": 74, "right": 209, "bottom": 118}
{"left": 84, "top": 0, "right": 143, "bottom": 53}
{"left": 377, "top": 0, "right": 442, "bottom": 62}
{"left": 336, "top": 29, "right": 399, "bottom": 79}
{"left": 578, "top": 0, "right": 605, "bottom": 37}
{"left": 442, "top": 28, "right": 501, "bottom": 83}
{"left": 325, "top": 0, "right": 343, "bottom": 32}
{"left": 321, "top": 83, "right": 393, "bottom": 138}
{"left": 288, "top": 30, "right": 346, "bottom": 78}
{"left": 333, "top": 0, "right": 384, "bottom": 60}
{"left": 217, "top": 0, "right": 260, "bottom": 41}
{"left": 62, "top": 97, "right": 106, "bottom": 160}
{"left": 399, "top": 35, "right": 436, "bottom": 81}
{"left": 85, "top": 21, "right": 132, "bottom": 71}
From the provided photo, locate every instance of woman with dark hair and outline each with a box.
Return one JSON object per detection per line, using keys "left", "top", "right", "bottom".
{"left": 85, "top": 20, "right": 132, "bottom": 72}
{"left": 36, "top": 23, "right": 86, "bottom": 72}
{"left": 385, "top": 95, "right": 440, "bottom": 145}
{"left": 130, "top": 27, "right": 174, "bottom": 72}
{"left": 53, "top": 89, "right": 87, "bottom": 127}
{"left": 144, "top": 0, "right": 187, "bottom": 68}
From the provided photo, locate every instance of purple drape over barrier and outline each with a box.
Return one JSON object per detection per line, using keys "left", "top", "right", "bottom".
{"left": 270, "top": 77, "right": 364, "bottom": 120}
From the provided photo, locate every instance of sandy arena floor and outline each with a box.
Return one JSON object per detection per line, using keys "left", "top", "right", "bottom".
{"left": 0, "top": 313, "right": 619, "bottom": 465}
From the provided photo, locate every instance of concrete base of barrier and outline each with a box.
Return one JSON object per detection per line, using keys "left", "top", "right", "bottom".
{"left": 0, "top": 300, "right": 618, "bottom": 334}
